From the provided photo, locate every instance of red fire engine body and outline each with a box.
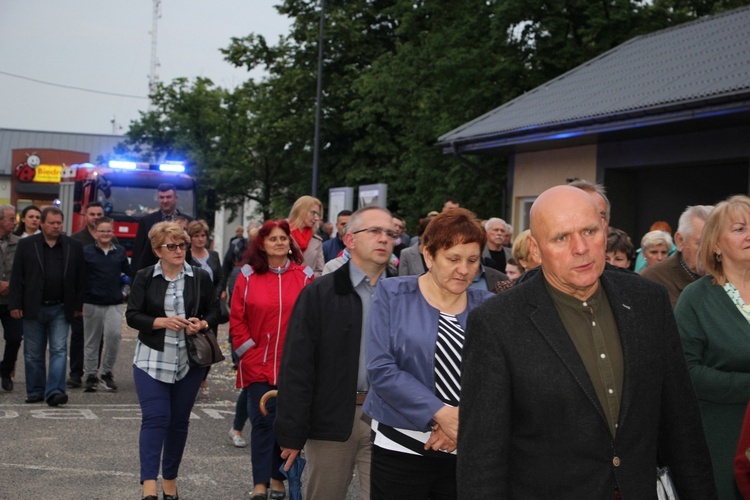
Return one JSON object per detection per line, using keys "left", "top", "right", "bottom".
{"left": 60, "top": 162, "right": 197, "bottom": 255}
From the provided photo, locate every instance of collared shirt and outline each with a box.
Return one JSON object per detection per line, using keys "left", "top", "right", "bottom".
{"left": 133, "top": 262, "right": 193, "bottom": 383}
{"left": 41, "top": 237, "right": 64, "bottom": 303}
{"left": 350, "top": 260, "right": 381, "bottom": 392}
{"left": 470, "top": 265, "right": 489, "bottom": 291}
{"left": 547, "top": 280, "right": 623, "bottom": 437}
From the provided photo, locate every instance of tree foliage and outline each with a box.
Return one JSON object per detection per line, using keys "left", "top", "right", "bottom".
{"left": 119, "top": 0, "right": 750, "bottom": 227}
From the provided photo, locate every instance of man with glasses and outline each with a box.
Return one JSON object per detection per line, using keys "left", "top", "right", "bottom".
{"left": 276, "top": 206, "right": 397, "bottom": 499}
{"left": 10, "top": 207, "right": 86, "bottom": 406}
{"left": 0, "top": 205, "right": 21, "bottom": 391}
{"left": 67, "top": 202, "right": 119, "bottom": 388}
{"left": 81, "top": 218, "right": 132, "bottom": 392}
{"left": 131, "top": 183, "right": 192, "bottom": 273}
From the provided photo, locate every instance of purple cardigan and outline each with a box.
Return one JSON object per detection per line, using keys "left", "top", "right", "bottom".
{"left": 363, "top": 275, "right": 492, "bottom": 431}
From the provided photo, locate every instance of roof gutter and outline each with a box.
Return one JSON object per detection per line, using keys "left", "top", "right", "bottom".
{"left": 440, "top": 96, "right": 750, "bottom": 155}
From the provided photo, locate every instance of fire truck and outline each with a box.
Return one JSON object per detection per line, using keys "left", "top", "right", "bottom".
{"left": 59, "top": 160, "right": 197, "bottom": 254}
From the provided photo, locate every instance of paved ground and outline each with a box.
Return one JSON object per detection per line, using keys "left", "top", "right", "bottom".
{"left": 0, "top": 319, "right": 362, "bottom": 499}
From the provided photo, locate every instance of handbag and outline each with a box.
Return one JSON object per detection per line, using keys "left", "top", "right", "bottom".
{"left": 185, "top": 268, "right": 226, "bottom": 367}
{"left": 185, "top": 328, "right": 225, "bottom": 367}
{"left": 656, "top": 466, "right": 680, "bottom": 500}
{"left": 218, "top": 299, "right": 230, "bottom": 324}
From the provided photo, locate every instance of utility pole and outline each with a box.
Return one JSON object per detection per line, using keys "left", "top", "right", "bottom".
{"left": 149, "top": 0, "right": 162, "bottom": 96}
{"left": 311, "top": 0, "right": 325, "bottom": 198}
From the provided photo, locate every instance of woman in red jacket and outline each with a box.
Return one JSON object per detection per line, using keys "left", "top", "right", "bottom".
{"left": 230, "top": 220, "right": 313, "bottom": 499}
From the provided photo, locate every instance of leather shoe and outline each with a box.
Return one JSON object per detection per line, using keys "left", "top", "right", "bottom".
{"left": 47, "top": 393, "right": 68, "bottom": 407}
{"left": 1, "top": 377, "right": 12, "bottom": 391}
{"left": 25, "top": 395, "right": 44, "bottom": 403}
{"left": 142, "top": 496, "right": 158, "bottom": 500}
{"left": 269, "top": 489, "right": 286, "bottom": 499}
{"left": 163, "top": 493, "right": 178, "bottom": 500}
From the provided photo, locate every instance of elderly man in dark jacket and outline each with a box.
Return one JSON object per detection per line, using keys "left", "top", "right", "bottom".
{"left": 458, "top": 186, "right": 716, "bottom": 499}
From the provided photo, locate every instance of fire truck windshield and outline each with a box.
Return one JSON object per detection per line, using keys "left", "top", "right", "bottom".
{"left": 97, "top": 185, "right": 196, "bottom": 219}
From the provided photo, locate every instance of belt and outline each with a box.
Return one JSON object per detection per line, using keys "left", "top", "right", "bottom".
{"left": 41, "top": 300, "right": 62, "bottom": 306}
{"left": 356, "top": 391, "right": 368, "bottom": 405}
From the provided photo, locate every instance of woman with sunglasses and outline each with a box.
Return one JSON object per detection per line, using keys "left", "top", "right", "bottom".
{"left": 287, "top": 195, "right": 325, "bottom": 277}
{"left": 230, "top": 220, "right": 314, "bottom": 499}
{"left": 126, "top": 221, "right": 220, "bottom": 500}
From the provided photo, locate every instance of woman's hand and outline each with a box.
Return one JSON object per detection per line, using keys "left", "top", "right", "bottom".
{"left": 425, "top": 423, "right": 457, "bottom": 453}
{"left": 153, "top": 316, "right": 191, "bottom": 333}
{"left": 186, "top": 317, "right": 206, "bottom": 335}
{"left": 432, "top": 405, "right": 459, "bottom": 442}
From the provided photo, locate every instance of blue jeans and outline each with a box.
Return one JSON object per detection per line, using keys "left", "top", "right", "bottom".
{"left": 23, "top": 304, "right": 69, "bottom": 400}
{"left": 134, "top": 365, "right": 206, "bottom": 483}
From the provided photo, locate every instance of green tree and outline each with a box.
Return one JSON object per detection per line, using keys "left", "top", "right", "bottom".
{"left": 116, "top": 77, "right": 228, "bottom": 219}
{"left": 120, "top": 0, "right": 750, "bottom": 227}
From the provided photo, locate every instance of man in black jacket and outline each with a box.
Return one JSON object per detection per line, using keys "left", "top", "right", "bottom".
{"left": 276, "top": 206, "right": 396, "bottom": 499}
{"left": 131, "top": 183, "right": 192, "bottom": 273}
{"left": 9, "top": 207, "right": 85, "bottom": 407}
{"left": 458, "top": 186, "right": 716, "bottom": 499}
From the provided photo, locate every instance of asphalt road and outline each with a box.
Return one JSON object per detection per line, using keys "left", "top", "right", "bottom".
{"left": 0, "top": 319, "right": 362, "bottom": 499}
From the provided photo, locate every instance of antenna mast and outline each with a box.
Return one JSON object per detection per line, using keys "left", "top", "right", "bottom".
{"left": 148, "top": 0, "right": 162, "bottom": 95}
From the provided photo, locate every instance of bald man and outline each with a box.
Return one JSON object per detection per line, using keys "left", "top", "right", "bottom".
{"left": 458, "top": 186, "right": 715, "bottom": 499}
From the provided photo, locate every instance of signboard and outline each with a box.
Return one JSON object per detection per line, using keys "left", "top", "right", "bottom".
{"left": 34, "top": 165, "right": 63, "bottom": 183}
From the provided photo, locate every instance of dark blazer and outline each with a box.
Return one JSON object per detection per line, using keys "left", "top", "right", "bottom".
{"left": 8, "top": 234, "right": 85, "bottom": 322}
{"left": 457, "top": 269, "right": 716, "bottom": 499}
{"left": 131, "top": 210, "right": 192, "bottom": 273}
{"left": 190, "top": 250, "right": 225, "bottom": 298}
{"left": 125, "top": 265, "right": 220, "bottom": 352}
{"left": 275, "top": 262, "right": 394, "bottom": 449}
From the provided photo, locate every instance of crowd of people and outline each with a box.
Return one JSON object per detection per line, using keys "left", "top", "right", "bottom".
{"left": 3, "top": 180, "right": 750, "bottom": 499}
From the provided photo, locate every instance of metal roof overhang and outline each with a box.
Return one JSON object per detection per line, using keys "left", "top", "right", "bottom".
{"left": 438, "top": 94, "right": 750, "bottom": 157}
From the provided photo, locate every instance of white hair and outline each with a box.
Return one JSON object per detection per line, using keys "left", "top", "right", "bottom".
{"left": 677, "top": 205, "right": 714, "bottom": 237}
{"left": 641, "top": 230, "right": 673, "bottom": 251}
{"left": 484, "top": 217, "right": 507, "bottom": 231}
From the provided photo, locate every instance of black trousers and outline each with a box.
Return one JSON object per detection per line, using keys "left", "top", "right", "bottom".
{"left": 68, "top": 315, "right": 84, "bottom": 379}
{"left": 0, "top": 305, "right": 23, "bottom": 378}
{"left": 371, "top": 445, "right": 457, "bottom": 500}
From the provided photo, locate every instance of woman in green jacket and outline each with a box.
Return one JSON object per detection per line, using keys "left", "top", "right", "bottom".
{"left": 676, "top": 194, "right": 750, "bottom": 500}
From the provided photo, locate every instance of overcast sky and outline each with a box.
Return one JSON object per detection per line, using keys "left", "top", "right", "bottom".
{"left": 0, "top": 1, "right": 291, "bottom": 135}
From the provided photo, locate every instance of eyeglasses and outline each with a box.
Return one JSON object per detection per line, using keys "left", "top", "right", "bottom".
{"left": 351, "top": 227, "right": 399, "bottom": 239}
{"left": 159, "top": 242, "right": 190, "bottom": 252}
{"left": 97, "top": 230, "right": 114, "bottom": 234}
{"left": 309, "top": 210, "right": 321, "bottom": 218}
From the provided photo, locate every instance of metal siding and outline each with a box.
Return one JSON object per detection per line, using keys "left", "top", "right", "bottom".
{"left": 0, "top": 129, "right": 124, "bottom": 175}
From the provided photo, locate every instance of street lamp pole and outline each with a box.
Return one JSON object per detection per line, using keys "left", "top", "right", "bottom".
{"left": 311, "top": 0, "right": 325, "bottom": 198}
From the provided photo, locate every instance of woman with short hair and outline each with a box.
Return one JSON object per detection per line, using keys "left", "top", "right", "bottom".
{"left": 187, "top": 219, "right": 225, "bottom": 397}
{"left": 127, "top": 221, "right": 220, "bottom": 500}
{"left": 639, "top": 230, "right": 673, "bottom": 268}
{"left": 606, "top": 229, "right": 635, "bottom": 269}
{"left": 364, "top": 208, "right": 493, "bottom": 499}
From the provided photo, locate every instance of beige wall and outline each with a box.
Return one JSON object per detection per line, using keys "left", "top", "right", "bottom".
{"left": 511, "top": 145, "right": 598, "bottom": 231}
